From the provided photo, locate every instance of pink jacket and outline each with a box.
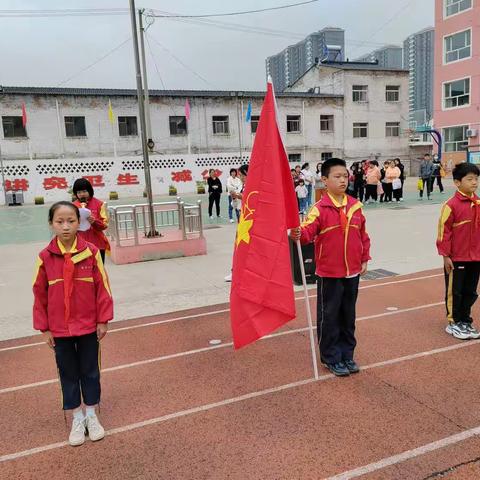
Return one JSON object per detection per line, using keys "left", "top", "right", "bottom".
{"left": 384, "top": 166, "right": 401, "bottom": 184}
{"left": 366, "top": 167, "right": 381, "bottom": 185}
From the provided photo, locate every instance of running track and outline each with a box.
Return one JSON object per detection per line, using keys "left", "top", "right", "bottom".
{"left": 1, "top": 269, "right": 480, "bottom": 479}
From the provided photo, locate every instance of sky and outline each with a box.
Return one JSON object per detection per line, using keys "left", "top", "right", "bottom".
{"left": 0, "top": 0, "right": 434, "bottom": 91}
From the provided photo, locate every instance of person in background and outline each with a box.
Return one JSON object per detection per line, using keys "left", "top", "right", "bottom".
{"left": 419, "top": 153, "right": 435, "bottom": 200}
{"left": 352, "top": 162, "right": 365, "bottom": 202}
{"left": 72, "top": 178, "right": 109, "bottom": 263}
{"left": 226, "top": 168, "right": 242, "bottom": 223}
{"left": 300, "top": 162, "right": 314, "bottom": 207}
{"left": 386, "top": 160, "right": 402, "bottom": 202}
{"left": 294, "top": 165, "right": 302, "bottom": 187}
{"left": 314, "top": 162, "right": 326, "bottom": 202}
{"left": 207, "top": 169, "right": 223, "bottom": 219}
{"left": 394, "top": 158, "right": 405, "bottom": 201}
{"left": 432, "top": 155, "right": 445, "bottom": 194}
{"left": 379, "top": 161, "right": 389, "bottom": 203}
{"left": 296, "top": 178, "right": 308, "bottom": 214}
{"left": 365, "top": 160, "right": 381, "bottom": 204}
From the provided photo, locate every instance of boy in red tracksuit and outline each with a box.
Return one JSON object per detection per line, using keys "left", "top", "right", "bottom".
{"left": 33, "top": 201, "right": 113, "bottom": 447}
{"left": 290, "top": 158, "right": 371, "bottom": 377}
{"left": 437, "top": 162, "right": 480, "bottom": 340}
{"left": 72, "top": 178, "right": 110, "bottom": 263}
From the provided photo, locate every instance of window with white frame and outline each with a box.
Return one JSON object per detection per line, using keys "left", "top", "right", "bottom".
{"left": 444, "top": 125, "right": 468, "bottom": 152}
{"left": 444, "top": 78, "right": 470, "bottom": 108}
{"left": 286, "top": 115, "right": 301, "bottom": 133}
{"left": 444, "top": 29, "right": 471, "bottom": 63}
{"left": 353, "top": 122, "right": 368, "bottom": 138}
{"left": 320, "top": 115, "right": 334, "bottom": 132}
{"left": 250, "top": 115, "right": 260, "bottom": 134}
{"left": 212, "top": 116, "right": 229, "bottom": 135}
{"left": 288, "top": 153, "right": 302, "bottom": 163}
{"left": 445, "top": 0, "right": 472, "bottom": 17}
{"left": 385, "top": 122, "right": 400, "bottom": 137}
{"left": 352, "top": 85, "right": 368, "bottom": 102}
{"left": 64, "top": 116, "right": 86, "bottom": 137}
{"left": 385, "top": 86, "right": 400, "bottom": 102}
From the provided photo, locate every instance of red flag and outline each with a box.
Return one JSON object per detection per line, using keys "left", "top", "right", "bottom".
{"left": 184, "top": 99, "right": 191, "bottom": 122}
{"left": 230, "top": 81, "right": 300, "bottom": 349}
{"left": 21, "top": 103, "right": 27, "bottom": 128}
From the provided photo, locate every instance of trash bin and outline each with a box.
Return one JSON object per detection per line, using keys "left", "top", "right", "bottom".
{"left": 6, "top": 190, "right": 24, "bottom": 206}
{"left": 290, "top": 238, "right": 316, "bottom": 285}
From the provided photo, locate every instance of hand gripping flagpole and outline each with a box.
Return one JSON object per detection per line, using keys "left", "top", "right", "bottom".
{"left": 295, "top": 239, "right": 319, "bottom": 380}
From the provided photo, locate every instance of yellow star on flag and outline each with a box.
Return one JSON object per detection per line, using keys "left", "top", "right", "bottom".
{"left": 236, "top": 212, "right": 253, "bottom": 247}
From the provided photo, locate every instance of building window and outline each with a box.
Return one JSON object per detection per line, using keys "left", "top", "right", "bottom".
{"left": 64, "top": 116, "right": 86, "bottom": 137}
{"left": 444, "top": 78, "right": 470, "bottom": 109}
{"left": 386, "top": 86, "right": 400, "bottom": 102}
{"left": 212, "top": 116, "right": 229, "bottom": 135}
{"left": 250, "top": 115, "right": 260, "bottom": 134}
{"left": 320, "top": 115, "right": 334, "bottom": 132}
{"left": 2, "top": 116, "right": 27, "bottom": 138}
{"left": 353, "top": 122, "right": 368, "bottom": 138}
{"left": 444, "top": 125, "right": 468, "bottom": 152}
{"left": 288, "top": 153, "right": 301, "bottom": 163}
{"left": 444, "top": 29, "right": 471, "bottom": 63}
{"left": 445, "top": 0, "right": 472, "bottom": 17}
{"left": 118, "top": 116, "right": 138, "bottom": 136}
{"left": 386, "top": 122, "right": 400, "bottom": 137}
{"left": 352, "top": 85, "right": 368, "bottom": 102}
{"left": 287, "top": 115, "right": 301, "bottom": 133}
{"left": 321, "top": 152, "right": 333, "bottom": 161}
{"left": 169, "top": 116, "right": 187, "bottom": 136}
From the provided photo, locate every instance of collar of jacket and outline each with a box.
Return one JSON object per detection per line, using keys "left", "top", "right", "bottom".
{"left": 320, "top": 192, "right": 362, "bottom": 212}
{"left": 47, "top": 236, "right": 91, "bottom": 258}
{"left": 455, "top": 190, "right": 480, "bottom": 203}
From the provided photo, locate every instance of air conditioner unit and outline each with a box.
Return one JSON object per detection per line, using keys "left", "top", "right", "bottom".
{"left": 466, "top": 129, "right": 477, "bottom": 138}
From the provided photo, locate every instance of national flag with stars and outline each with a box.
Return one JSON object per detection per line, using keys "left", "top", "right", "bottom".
{"left": 230, "top": 80, "right": 299, "bottom": 349}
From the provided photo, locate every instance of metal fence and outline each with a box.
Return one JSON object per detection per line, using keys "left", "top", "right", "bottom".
{"left": 108, "top": 198, "right": 203, "bottom": 247}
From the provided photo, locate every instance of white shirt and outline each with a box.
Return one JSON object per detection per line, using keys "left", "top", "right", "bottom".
{"left": 301, "top": 169, "right": 314, "bottom": 185}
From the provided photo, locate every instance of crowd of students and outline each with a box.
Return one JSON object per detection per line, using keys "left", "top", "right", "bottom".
{"left": 291, "top": 162, "right": 326, "bottom": 214}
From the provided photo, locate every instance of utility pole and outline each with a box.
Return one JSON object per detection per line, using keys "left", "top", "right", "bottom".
{"left": 0, "top": 145, "right": 6, "bottom": 205}
{"left": 128, "top": 0, "right": 158, "bottom": 237}
{"left": 138, "top": 9, "right": 152, "bottom": 143}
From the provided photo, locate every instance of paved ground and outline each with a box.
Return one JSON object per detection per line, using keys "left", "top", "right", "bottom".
{"left": 0, "top": 178, "right": 452, "bottom": 340}
{"left": 2, "top": 270, "right": 480, "bottom": 479}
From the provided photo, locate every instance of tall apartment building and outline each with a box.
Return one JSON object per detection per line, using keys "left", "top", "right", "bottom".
{"left": 354, "top": 46, "right": 403, "bottom": 69}
{"left": 266, "top": 27, "right": 344, "bottom": 92}
{"left": 403, "top": 27, "right": 435, "bottom": 125}
{"left": 433, "top": 0, "right": 479, "bottom": 164}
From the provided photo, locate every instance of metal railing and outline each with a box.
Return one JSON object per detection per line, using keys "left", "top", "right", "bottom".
{"left": 107, "top": 197, "right": 203, "bottom": 247}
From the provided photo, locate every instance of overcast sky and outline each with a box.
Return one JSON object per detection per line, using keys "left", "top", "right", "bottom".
{"left": 0, "top": 0, "right": 434, "bottom": 91}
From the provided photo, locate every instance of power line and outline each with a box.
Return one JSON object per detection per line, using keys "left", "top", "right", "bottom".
{"left": 0, "top": 8, "right": 128, "bottom": 18}
{"left": 148, "top": 0, "right": 321, "bottom": 18}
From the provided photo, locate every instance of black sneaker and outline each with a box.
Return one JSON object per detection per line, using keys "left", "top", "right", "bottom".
{"left": 324, "top": 362, "right": 350, "bottom": 377}
{"left": 344, "top": 359, "right": 360, "bottom": 374}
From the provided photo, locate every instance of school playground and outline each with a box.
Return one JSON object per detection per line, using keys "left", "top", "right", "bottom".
{"left": 1, "top": 268, "right": 480, "bottom": 479}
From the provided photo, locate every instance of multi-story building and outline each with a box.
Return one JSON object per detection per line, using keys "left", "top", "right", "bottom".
{"left": 355, "top": 46, "right": 403, "bottom": 69}
{"left": 433, "top": 0, "right": 479, "bottom": 165}
{"left": 403, "top": 27, "right": 435, "bottom": 125}
{"left": 266, "top": 28, "right": 345, "bottom": 92}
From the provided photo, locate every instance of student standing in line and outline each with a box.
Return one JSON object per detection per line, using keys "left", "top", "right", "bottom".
{"left": 207, "top": 169, "right": 223, "bottom": 219}
{"left": 314, "top": 162, "right": 326, "bottom": 203}
{"left": 386, "top": 160, "right": 402, "bottom": 202}
{"left": 33, "top": 201, "right": 113, "bottom": 447}
{"left": 226, "top": 168, "right": 242, "bottom": 223}
{"left": 382, "top": 160, "right": 395, "bottom": 203}
{"left": 300, "top": 162, "right": 314, "bottom": 208}
{"left": 394, "top": 158, "right": 405, "bottom": 201}
{"left": 295, "top": 179, "right": 308, "bottom": 214}
{"left": 290, "top": 158, "right": 370, "bottom": 377}
{"left": 365, "top": 160, "right": 381, "bottom": 204}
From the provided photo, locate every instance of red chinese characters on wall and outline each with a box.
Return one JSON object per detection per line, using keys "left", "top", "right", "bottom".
{"left": 117, "top": 173, "right": 140, "bottom": 185}
{"left": 201, "top": 169, "right": 222, "bottom": 180}
{"left": 43, "top": 176, "right": 68, "bottom": 190}
{"left": 171, "top": 169, "right": 193, "bottom": 183}
{"left": 83, "top": 175, "right": 105, "bottom": 187}
{"left": 5, "top": 179, "right": 29, "bottom": 191}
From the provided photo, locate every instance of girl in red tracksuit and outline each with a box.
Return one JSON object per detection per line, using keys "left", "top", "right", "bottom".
{"left": 33, "top": 201, "right": 113, "bottom": 447}
{"left": 290, "top": 158, "right": 371, "bottom": 377}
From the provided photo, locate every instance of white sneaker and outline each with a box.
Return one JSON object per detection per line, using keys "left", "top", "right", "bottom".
{"left": 229, "top": 219, "right": 234, "bottom": 223}
{"left": 209, "top": 216, "right": 213, "bottom": 220}
{"left": 85, "top": 414, "right": 105, "bottom": 442}
{"left": 445, "top": 323, "right": 453, "bottom": 336}
{"left": 224, "top": 273, "right": 232, "bottom": 282}
{"left": 69, "top": 417, "right": 86, "bottom": 446}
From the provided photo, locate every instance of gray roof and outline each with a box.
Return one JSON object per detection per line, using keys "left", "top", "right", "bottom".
{"left": 0, "top": 86, "right": 342, "bottom": 99}
{"left": 319, "top": 60, "right": 409, "bottom": 73}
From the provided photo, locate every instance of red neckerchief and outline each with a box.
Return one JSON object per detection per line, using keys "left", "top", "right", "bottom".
{"left": 63, "top": 252, "right": 75, "bottom": 323}
{"left": 458, "top": 191, "right": 480, "bottom": 229}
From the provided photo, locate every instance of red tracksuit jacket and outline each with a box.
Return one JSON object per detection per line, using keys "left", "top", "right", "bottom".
{"left": 73, "top": 197, "right": 110, "bottom": 252}
{"left": 300, "top": 193, "right": 371, "bottom": 278}
{"left": 33, "top": 236, "right": 113, "bottom": 337}
{"left": 437, "top": 190, "right": 480, "bottom": 262}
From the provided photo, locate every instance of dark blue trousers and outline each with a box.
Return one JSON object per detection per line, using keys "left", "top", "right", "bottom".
{"left": 53, "top": 332, "right": 101, "bottom": 410}
{"left": 317, "top": 276, "right": 359, "bottom": 364}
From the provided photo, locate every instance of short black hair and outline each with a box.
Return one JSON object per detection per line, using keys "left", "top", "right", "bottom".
{"left": 230, "top": 168, "right": 237, "bottom": 175}
{"left": 72, "top": 178, "right": 94, "bottom": 198}
{"left": 238, "top": 164, "right": 249, "bottom": 176}
{"left": 453, "top": 162, "right": 480, "bottom": 181}
{"left": 424, "top": 153, "right": 431, "bottom": 158}
{"left": 321, "top": 158, "right": 347, "bottom": 177}
{"left": 301, "top": 162, "right": 309, "bottom": 170}
{"left": 48, "top": 201, "right": 80, "bottom": 222}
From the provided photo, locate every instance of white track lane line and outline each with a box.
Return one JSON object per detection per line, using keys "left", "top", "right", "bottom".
{"left": 0, "top": 273, "right": 443, "bottom": 353}
{"left": 1, "top": 338, "right": 478, "bottom": 464}
{"left": 0, "top": 301, "right": 444, "bottom": 394}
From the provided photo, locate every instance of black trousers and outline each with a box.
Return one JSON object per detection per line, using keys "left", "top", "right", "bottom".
{"left": 353, "top": 183, "right": 365, "bottom": 202}
{"left": 100, "top": 250, "right": 105, "bottom": 263}
{"left": 419, "top": 178, "right": 433, "bottom": 198}
{"left": 434, "top": 175, "right": 444, "bottom": 193}
{"left": 393, "top": 186, "right": 402, "bottom": 201}
{"left": 445, "top": 262, "right": 480, "bottom": 324}
{"left": 317, "top": 276, "right": 360, "bottom": 364}
{"left": 383, "top": 183, "right": 393, "bottom": 202}
{"left": 365, "top": 184, "right": 377, "bottom": 202}
{"left": 208, "top": 193, "right": 221, "bottom": 217}
{"left": 54, "top": 332, "right": 101, "bottom": 410}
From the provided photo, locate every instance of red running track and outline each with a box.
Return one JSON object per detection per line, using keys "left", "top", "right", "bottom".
{"left": 1, "top": 269, "right": 480, "bottom": 479}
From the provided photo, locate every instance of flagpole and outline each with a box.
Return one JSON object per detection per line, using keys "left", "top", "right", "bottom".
{"left": 109, "top": 99, "right": 117, "bottom": 158}
{"left": 0, "top": 145, "right": 6, "bottom": 205}
{"left": 295, "top": 239, "right": 319, "bottom": 380}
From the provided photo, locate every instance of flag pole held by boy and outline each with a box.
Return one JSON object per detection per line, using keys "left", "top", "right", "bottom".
{"left": 229, "top": 78, "right": 319, "bottom": 379}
